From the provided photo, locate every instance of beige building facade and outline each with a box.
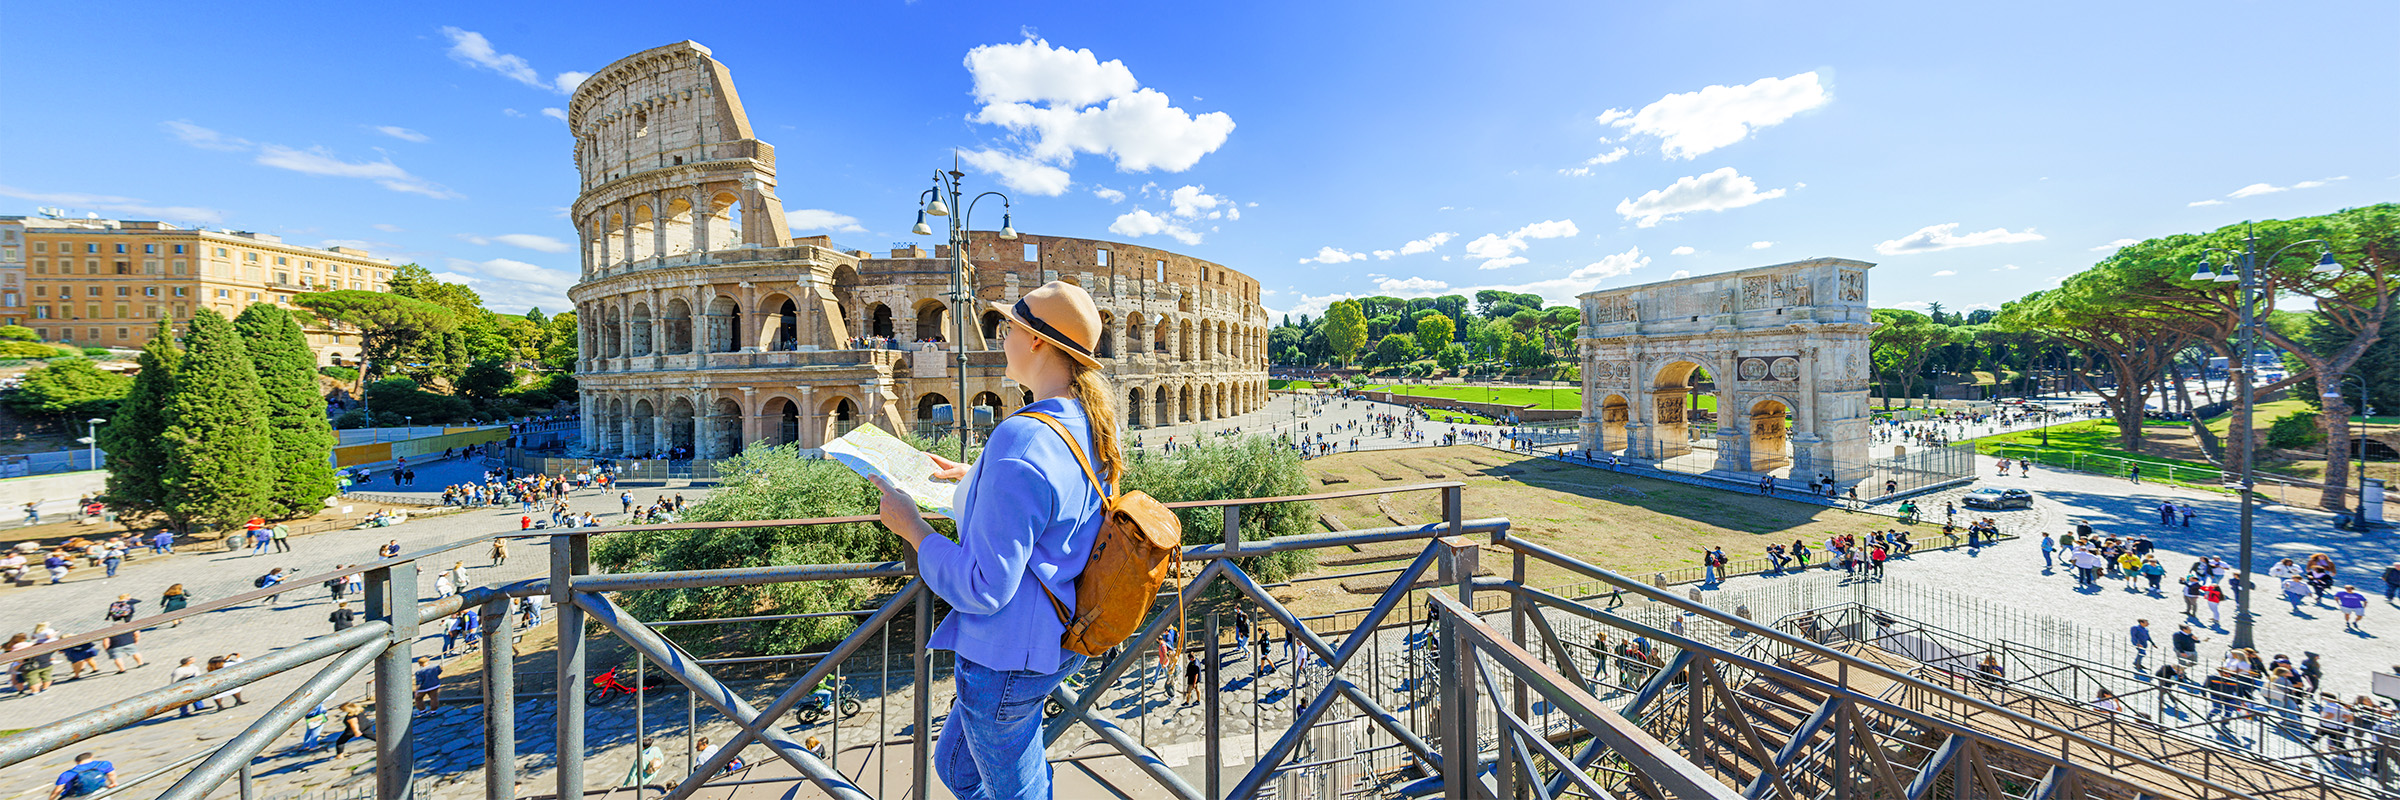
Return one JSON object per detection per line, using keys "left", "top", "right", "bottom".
{"left": 3, "top": 215, "right": 389, "bottom": 364}
{"left": 566, "top": 41, "right": 1269, "bottom": 458}
{"left": 1576, "top": 258, "right": 1877, "bottom": 479}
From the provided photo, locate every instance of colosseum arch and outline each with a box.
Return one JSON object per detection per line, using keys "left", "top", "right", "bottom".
{"left": 662, "top": 298, "right": 694, "bottom": 354}
{"left": 979, "top": 309, "right": 1005, "bottom": 342}
{"left": 971, "top": 392, "right": 1004, "bottom": 429}
{"left": 707, "top": 192, "right": 743, "bottom": 251}
{"left": 660, "top": 397, "right": 694, "bottom": 455}
{"left": 868, "top": 303, "right": 894, "bottom": 339}
{"left": 830, "top": 264, "right": 862, "bottom": 338}
{"left": 705, "top": 295, "right": 742, "bottom": 353}
{"left": 1178, "top": 320, "right": 1194, "bottom": 362}
{"left": 601, "top": 305, "right": 624, "bottom": 358}
{"left": 605, "top": 212, "right": 625, "bottom": 266}
{"left": 1152, "top": 318, "right": 1171, "bottom": 357}
{"left": 629, "top": 203, "right": 655, "bottom": 263}
{"left": 1123, "top": 312, "right": 1146, "bottom": 355}
{"left": 915, "top": 392, "right": 950, "bottom": 434}
{"left": 756, "top": 292, "right": 800, "bottom": 351}
{"left": 1096, "top": 311, "right": 1115, "bottom": 357}
{"left": 912, "top": 299, "right": 949, "bottom": 343}
{"left": 1126, "top": 386, "right": 1145, "bottom": 428}
{"left": 605, "top": 397, "right": 627, "bottom": 453}
{"left": 765, "top": 396, "right": 801, "bottom": 445}
{"left": 631, "top": 398, "right": 657, "bottom": 454}
{"left": 662, "top": 198, "right": 695, "bottom": 259}
{"left": 1153, "top": 386, "right": 1173, "bottom": 427}
{"left": 628, "top": 303, "right": 653, "bottom": 356}
{"left": 821, "top": 395, "right": 859, "bottom": 442}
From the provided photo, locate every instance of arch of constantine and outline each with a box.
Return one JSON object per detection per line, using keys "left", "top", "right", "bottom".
{"left": 1576, "top": 258, "right": 1877, "bottom": 480}
{"left": 564, "top": 41, "right": 1269, "bottom": 459}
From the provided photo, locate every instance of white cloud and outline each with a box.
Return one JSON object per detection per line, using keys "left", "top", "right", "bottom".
{"left": 1616, "top": 167, "right": 1786, "bottom": 227}
{"left": 0, "top": 185, "right": 229, "bottom": 223}
{"left": 1597, "top": 71, "right": 1829, "bottom": 159}
{"left": 439, "top": 27, "right": 584, "bottom": 94}
{"left": 1891, "top": 301, "right": 1932, "bottom": 311}
{"left": 1286, "top": 246, "right": 1650, "bottom": 317}
{"left": 787, "top": 209, "right": 868, "bottom": 234}
{"left": 2188, "top": 199, "right": 2225, "bottom": 207}
{"left": 318, "top": 239, "right": 392, "bottom": 252}
{"left": 1371, "top": 250, "right": 1396, "bottom": 260}
{"left": 253, "top": 144, "right": 458, "bottom": 199}
{"left": 2221, "top": 177, "right": 2346, "bottom": 200}
{"left": 958, "top": 149, "right": 1073, "bottom": 196}
{"left": 1750, "top": 241, "right": 1774, "bottom": 249}
{"left": 2091, "top": 238, "right": 2139, "bottom": 252}
{"left": 502, "top": 109, "right": 524, "bottom": 118}
{"left": 961, "top": 37, "right": 1234, "bottom": 184}
{"left": 1399, "top": 232, "right": 1455, "bottom": 255}
{"left": 1464, "top": 219, "right": 1579, "bottom": 269}
{"left": 1093, "top": 187, "right": 1126, "bottom": 203}
{"left": 1989, "top": 264, "right": 2022, "bottom": 272}
{"left": 1109, "top": 209, "right": 1202, "bottom": 245}
{"left": 441, "top": 257, "right": 575, "bottom": 313}
{"left": 1559, "top": 147, "right": 1630, "bottom": 176}
{"left": 1569, "top": 247, "right": 1649, "bottom": 281}
{"left": 1299, "top": 246, "right": 1369, "bottom": 265}
{"left": 371, "top": 223, "right": 404, "bottom": 233}
{"left": 1377, "top": 277, "right": 1450, "bottom": 293}
{"left": 163, "top": 120, "right": 250, "bottom": 151}
{"left": 373, "top": 125, "right": 430, "bottom": 143}
{"left": 1168, "top": 185, "right": 1228, "bottom": 218}
{"left": 1931, "top": 270, "right": 1957, "bottom": 277}
{"left": 540, "top": 108, "right": 568, "bottom": 122}
{"left": 1872, "top": 222, "right": 2044, "bottom": 255}
{"left": 457, "top": 233, "right": 573, "bottom": 253}
{"left": 1670, "top": 246, "right": 1696, "bottom": 256}
{"left": 1670, "top": 270, "right": 1692, "bottom": 278}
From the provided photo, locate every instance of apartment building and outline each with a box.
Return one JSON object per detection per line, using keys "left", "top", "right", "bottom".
{"left": 6, "top": 215, "right": 389, "bottom": 365}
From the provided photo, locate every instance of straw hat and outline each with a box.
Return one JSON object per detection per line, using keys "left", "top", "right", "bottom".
{"left": 991, "top": 281, "right": 1102, "bottom": 368}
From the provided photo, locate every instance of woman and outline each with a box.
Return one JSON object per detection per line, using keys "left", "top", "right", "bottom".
{"left": 870, "top": 282, "right": 1116, "bottom": 800}
{"left": 205, "top": 656, "right": 238, "bottom": 710}
{"left": 333, "top": 701, "right": 369, "bottom": 758}
{"left": 161, "top": 585, "right": 190, "bottom": 628}
{"left": 1974, "top": 655, "right": 2005, "bottom": 688}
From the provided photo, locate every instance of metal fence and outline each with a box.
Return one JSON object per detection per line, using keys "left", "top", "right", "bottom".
{"left": 1986, "top": 443, "right": 2323, "bottom": 507}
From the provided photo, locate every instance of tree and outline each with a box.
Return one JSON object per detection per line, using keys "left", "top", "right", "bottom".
{"left": 0, "top": 325, "right": 38, "bottom": 342}
{"left": 1322, "top": 299, "right": 1367, "bottom": 365}
{"left": 540, "top": 311, "right": 580, "bottom": 372}
{"left": 3, "top": 359, "right": 130, "bottom": 423}
{"left": 1371, "top": 333, "right": 1422, "bottom": 366}
{"left": 235, "top": 305, "right": 339, "bottom": 518}
{"left": 161, "top": 309, "right": 274, "bottom": 532}
{"left": 294, "top": 290, "right": 466, "bottom": 383}
{"left": 98, "top": 324, "right": 178, "bottom": 521}
{"left": 363, "top": 378, "right": 475, "bottom": 424}
{"left": 1869, "top": 309, "right": 1957, "bottom": 408}
{"left": 1414, "top": 313, "right": 1456, "bottom": 356}
{"left": 1436, "top": 342, "right": 1468, "bottom": 372}
{"left": 457, "top": 361, "right": 515, "bottom": 401}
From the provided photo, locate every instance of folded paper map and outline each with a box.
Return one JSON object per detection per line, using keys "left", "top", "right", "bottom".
{"left": 822, "top": 425, "right": 959, "bottom": 517}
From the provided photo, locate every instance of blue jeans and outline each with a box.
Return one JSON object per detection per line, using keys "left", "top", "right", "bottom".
{"left": 936, "top": 653, "right": 1087, "bottom": 800}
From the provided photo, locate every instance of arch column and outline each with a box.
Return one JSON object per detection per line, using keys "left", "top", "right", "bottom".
{"left": 649, "top": 192, "right": 668, "bottom": 264}
{"left": 796, "top": 386, "right": 820, "bottom": 449}
{"left": 739, "top": 387, "right": 761, "bottom": 450}
{"left": 690, "top": 191, "right": 713, "bottom": 255}
{"left": 596, "top": 215, "right": 612, "bottom": 271}
{"left": 650, "top": 394, "right": 670, "bottom": 455}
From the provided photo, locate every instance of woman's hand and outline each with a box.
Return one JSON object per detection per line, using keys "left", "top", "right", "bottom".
{"left": 927, "top": 453, "right": 970, "bottom": 483}
{"left": 870, "top": 476, "right": 930, "bottom": 549}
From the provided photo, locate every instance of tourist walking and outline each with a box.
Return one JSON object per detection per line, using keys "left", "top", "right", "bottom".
{"left": 45, "top": 753, "right": 115, "bottom": 800}
{"left": 2334, "top": 585, "right": 2368, "bottom": 630}
{"left": 2128, "top": 619, "right": 2152, "bottom": 670}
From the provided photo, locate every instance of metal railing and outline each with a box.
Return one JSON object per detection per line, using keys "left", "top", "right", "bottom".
{"left": 1, "top": 480, "right": 2361, "bottom": 800}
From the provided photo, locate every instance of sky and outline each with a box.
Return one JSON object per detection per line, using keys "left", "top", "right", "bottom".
{"left": 2, "top": 2, "right": 2394, "bottom": 318}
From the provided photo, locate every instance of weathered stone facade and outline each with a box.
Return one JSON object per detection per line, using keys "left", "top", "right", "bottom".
{"left": 564, "top": 42, "right": 1269, "bottom": 457}
{"left": 1576, "top": 258, "right": 1876, "bottom": 479}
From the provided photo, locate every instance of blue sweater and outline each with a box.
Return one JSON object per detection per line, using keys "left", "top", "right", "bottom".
{"left": 918, "top": 398, "right": 1104, "bottom": 674}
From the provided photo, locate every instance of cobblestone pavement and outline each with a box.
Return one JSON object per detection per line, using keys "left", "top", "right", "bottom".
{"left": 1701, "top": 457, "right": 2400, "bottom": 704}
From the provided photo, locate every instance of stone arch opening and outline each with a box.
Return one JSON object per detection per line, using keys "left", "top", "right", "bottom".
{"left": 758, "top": 294, "right": 799, "bottom": 351}
{"left": 822, "top": 396, "right": 858, "bottom": 441}
{"left": 1153, "top": 317, "right": 1171, "bottom": 356}
{"left": 972, "top": 391, "right": 1004, "bottom": 431}
{"left": 979, "top": 309, "right": 1005, "bottom": 342}
{"left": 665, "top": 396, "right": 696, "bottom": 456}
{"left": 830, "top": 265, "right": 862, "bottom": 337}
{"left": 630, "top": 203, "right": 655, "bottom": 263}
{"left": 1127, "top": 386, "right": 1145, "bottom": 428}
{"left": 705, "top": 295, "right": 742, "bottom": 353}
{"left": 631, "top": 399, "right": 656, "bottom": 455}
{"left": 708, "top": 192, "right": 743, "bottom": 251}
{"left": 1155, "top": 386, "right": 1172, "bottom": 427}
{"left": 1097, "top": 311, "right": 1114, "bottom": 357}
{"left": 601, "top": 305, "right": 624, "bottom": 358}
{"left": 605, "top": 397, "right": 627, "bottom": 453}
{"left": 606, "top": 212, "right": 626, "bottom": 265}
{"left": 707, "top": 397, "right": 743, "bottom": 458}
{"left": 662, "top": 298, "right": 693, "bottom": 355}
{"left": 1124, "top": 312, "right": 1147, "bottom": 355}
{"left": 628, "top": 303, "right": 653, "bottom": 356}
{"left": 662, "top": 198, "right": 694, "bottom": 259}
{"left": 1747, "top": 397, "right": 1793, "bottom": 472}
{"left": 1648, "top": 360, "right": 1714, "bottom": 462}
{"left": 915, "top": 392, "right": 951, "bottom": 437}
{"left": 1178, "top": 320, "right": 1194, "bottom": 362}
{"left": 1599, "top": 394, "right": 1631, "bottom": 453}
{"left": 868, "top": 303, "right": 894, "bottom": 339}
{"left": 769, "top": 397, "right": 800, "bottom": 445}
{"left": 912, "top": 299, "right": 949, "bottom": 343}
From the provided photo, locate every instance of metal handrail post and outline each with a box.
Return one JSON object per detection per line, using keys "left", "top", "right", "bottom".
{"left": 912, "top": 589, "right": 931, "bottom": 800}
{"left": 1204, "top": 610, "right": 1222, "bottom": 800}
{"left": 554, "top": 533, "right": 588, "bottom": 800}
{"left": 369, "top": 561, "right": 419, "bottom": 800}
{"left": 482, "top": 596, "right": 517, "bottom": 800}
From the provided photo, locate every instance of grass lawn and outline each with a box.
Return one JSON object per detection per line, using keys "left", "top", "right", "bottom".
{"left": 1358, "top": 382, "right": 1727, "bottom": 413}
{"left": 1269, "top": 448, "right": 1910, "bottom": 618}
{"left": 1424, "top": 409, "right": 1500, "bottom": 425}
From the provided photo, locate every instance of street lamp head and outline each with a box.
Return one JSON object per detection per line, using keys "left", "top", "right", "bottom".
{"left": 2213, "top": 266, "right": 2241, "bottom": 283}
{"left": 911, "top": 210, "right": 933, "bottom": 237}
{"left": 88, "top": 418, "right": 106, "bottom": 425}
{"left": 925, "top": 196, "right": 950, "bottom": 217}
{"left": 2312, "top": 251, "right": 2343, "bottom": 276}
{"left": 2190, "top": 260, "right": 2217, "bottom": 282}
{"left": 999, "top": 213, "right": 1017, "bottom": 240}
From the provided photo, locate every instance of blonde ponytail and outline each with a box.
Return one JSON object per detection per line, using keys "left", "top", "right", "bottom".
{"left": 1064, "top": 360, "right": 1124, "bottom": 485}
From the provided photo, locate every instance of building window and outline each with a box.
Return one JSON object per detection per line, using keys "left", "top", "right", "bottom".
{"left": 247, "top": 292, "right": 259, "bottom": 301}
{"left": 214, "top": 247, "right": 227, "bottom": 257}
{"left": 174, "top": 287, "right": 187, "bottom": 297}
{"left": 173, "top": 244, "right": 185, "bottom": 255}
{"left": 145, "top": 305, "right": 158, "bottom": 319}
{"left": 86, "top": 328, "right": 98, "bottom": 341}
{"left": 1, "top": 248, "right": 15, "bottom": 261}
{"left": 144, "top": 244, "right": 157, "bottom": 254}
{"left": 216, "top": 289, "right": 228, "bottom": 299}
{"left": 85, "top": 244, "right": 98, "bottom": 254}
{"left": 144, "top": 261, "right": 159, "bottom": 274}
{"left": 1096, "top": 249, "right": 1110, "bottom": 267}
{"left": 31, "top": 260, "right": 44, "bottom": 274}
{"left": 245, "top": 252, "right": 258, "bottom": 262}
{"left": 86, "top": 287, "right": 100, "bottom": 297}
{"left": 85, "top": 260, "right": 98, "bottom": 273}
{"left": 31, "top": 243, "right": 43, "bottom": 253}
{"left": 276, "top": 272, "right": 289, "bottom": 285}
{"left": 1023, "top": 243, "right": 1038, "bottom": 262}
{"left": 115, "top": 304, "right": 128, "bottom": 319}
{"left": 275, "top": 256, "right": 287, "bottom": 266}
{"left": 302, "top": 261, "right": 313, "bottom": 270}
{"left": 143, "top": 287, "right": 157, "bottom": 297}
{"left": 174, "top": 304, "right": 186, "bottom": 318}
{"left": 32, "top": 287, "right": 42, "bottom": 297}
{"left": 114, "top": 244, "right": 126, "bottom": 254}
{"left": 85, "top": 305, "right": 98, "bottom": 320}
{"left": 172, "top": 260, "right": 186, "bottom": 275}
{"left": 33, "top": 306, "right": 47, "bottom": 319}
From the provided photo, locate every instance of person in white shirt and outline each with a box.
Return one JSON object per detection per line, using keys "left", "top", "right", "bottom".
{"left": 168, "top": 657, "right": 205, "bottom": 717}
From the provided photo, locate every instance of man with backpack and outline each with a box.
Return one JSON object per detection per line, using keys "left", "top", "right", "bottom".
{"left": 255, "top": 568, "right": 286, "bottom": 603}
{"left": 47, "top": 753, "right": 114, "bottom": 799}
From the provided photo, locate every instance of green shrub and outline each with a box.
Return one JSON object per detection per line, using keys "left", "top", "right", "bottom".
{"left": 2266, "top": 411, "right": 2324, "bottom": 449}
{"left": 0, "top": 325, "right": 38, "bottom": 342}
{"left": 0, "top": 340, "right": 62, "bottom": 359}
{"left": 319, "top": 366, "right": 360, "bottom": 383}
{"left": 81, "top": 347, "right": 110, "bottom": 358}
{"left": 333, "top": 409, "right": 369, "bottom": 429}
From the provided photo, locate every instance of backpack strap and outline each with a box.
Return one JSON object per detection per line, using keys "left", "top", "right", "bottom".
{"left": 1015, "top": 411, "right": 1110, "bottom": 629}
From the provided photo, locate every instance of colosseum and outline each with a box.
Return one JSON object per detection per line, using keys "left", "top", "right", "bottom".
{"left": 565, "top": 41, "right": 1270, "bottom": 459}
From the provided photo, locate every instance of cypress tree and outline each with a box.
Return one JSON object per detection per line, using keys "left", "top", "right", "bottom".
{"left": 235, "top": 305, "right": 340, "bottom": 517}
{"left": 98, "top": 321, "right": 182, "bottom": 525}
{"left": 162, "top": 309, "right": 274, "bottom": 532}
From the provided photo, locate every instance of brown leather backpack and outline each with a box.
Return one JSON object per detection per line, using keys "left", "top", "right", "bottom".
{"left": 1020, "top": 412, "right": 1184, "bottom": 658}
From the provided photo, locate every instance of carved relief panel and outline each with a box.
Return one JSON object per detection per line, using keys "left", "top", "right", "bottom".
{"left": 1656, "top": 396, "right": 1686, "bottom": 424}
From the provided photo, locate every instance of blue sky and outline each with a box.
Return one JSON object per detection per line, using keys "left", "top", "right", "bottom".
{"left": 3, "top": 2, "right": 2393, "bottom": 318}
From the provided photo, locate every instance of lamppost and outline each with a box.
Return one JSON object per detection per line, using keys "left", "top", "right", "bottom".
{"left": 2332, "top": 372, "right": 2374, "bottom": 521}
{"left": 2188, "top": 224, "right": 2340, "bottom": 650}
{"left": 913, "top": 160, "right": 1017, "bottom": 459}
{"left": 81, "top": 418, "right": 105, "bottom": 471}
